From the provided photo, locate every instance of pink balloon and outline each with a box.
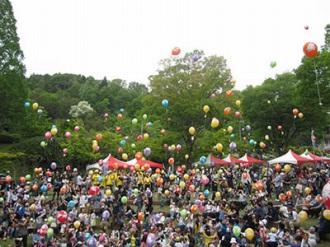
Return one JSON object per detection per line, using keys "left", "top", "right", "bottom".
{"left": 98, "top": 159, "right": 104, "bottom": 166}
{"left": 65, "top": 132, "right": 71, "bottom": 139}
{"left": 211, "top": 93, "right": 216, "bottom": 99}
{"left": 45, "top": 131, "right": 51, "bottom": 140}
{"left": 57, "top": 210, "right": 68, "bottom": 223}
{"left": 104, "top": 113, "right": 109, "bottom": 118}
{"left": 235, "top": 111, "right": 241, "bottom": 118}
{"left": 63, "top": 148, "right": 68, "bottom": 154}
{"left": 322, "top": 181, "right": 330, "bottom": 210}
{"left": 74, "top": 126, "right": 80, "bottom": 132}
{"left": 199, "top": 205, "right": 205, "bottom": 212}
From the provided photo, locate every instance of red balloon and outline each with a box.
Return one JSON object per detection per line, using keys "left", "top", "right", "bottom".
{"left": 47, "top": 183, "right": 52, "bottom": 190}
{"left": 89, "top": 186, "right": 100, "bottom": 196}
{"left": 66, "top": 165, "right": 71, "bottom": 171}
{"left": 172, "top": 47, "right": 181, "bottom": 56}
{"left": 176, "top": 166, "right": 183, "bottom": 173}
{"left": 303, "top": 42, "right": 318, "bottom": 58}
{"left": 322, "top": 181, "right": 330, "bottom": 210}
{"left": 57, "top": 210, "right": 68, "bottom": 223}
{"left": 277, "top": 126, "right": 282, "bottom": 131}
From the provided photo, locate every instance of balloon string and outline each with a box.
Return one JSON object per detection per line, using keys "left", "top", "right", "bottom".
{"left": 313, "top": 59, "right": 322, "bottom": 105}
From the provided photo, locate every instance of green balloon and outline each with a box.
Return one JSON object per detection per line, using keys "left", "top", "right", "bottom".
{"left": 47, "top": 216, "right": 54, "bottom": 224}
{"left": 233, "top": 226, "right": 241, "bottom": 237}
{"left": 121, "top": 196, "right": 128, "bottom": 204}
{"left": 133, "top": 188, "right": 139, "bottom": 195}
{"left": 40, "top": 141, "right": 46, "bottom": 148}
{"left": 218, "top": 169, "right": 223, "bottom": 175}
{"left": 25, "top": 174, "right": 31, "bottom": 181}
{"left": 47, "top": 228, "right": 54, "bottom": 237}
{"left": 180, "top": 209, "right": 187, "bottom": 218}
{"left": 267, "top": 126, "right": 272, "bottom": 130}
{"left": 132, "top": 118, "right": 138, "bottom": 125}
{"left": 143, "top": 114, "right": 147, "bottom": 120}
{"left": 0, "top": 197, "right": 4, "bottom": 203}
{"left": 131, "top": 143, "right": 136, "bottom": 149}
{"left": 270, "top": 61, "right": 277, "bottom": 68}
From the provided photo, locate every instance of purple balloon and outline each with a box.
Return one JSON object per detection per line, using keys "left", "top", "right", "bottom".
{"left": 125, "top": 136, "right": 129, "bottom": 141}
{"left": 102, "top": 210, "right": 110, "bottom": 220}
{"left": 36, "top": 204, "right": 42, "bottom": 212}
{"left": 144, "top": 147, "right": 151, "bottom": 157}
{"left": 87, "top": 237, "right": 97, "bottom": 247}
{"left": 153, "top": 214, "right": 161, "bottom": 222}
{"left": 230, "top": 142, "right": 237, "bottom": 151}
{"left": 37, "top": 109, "right": 43, "bottom": 115}
{"left": 146, "top": 188, "right": 151, "bottom": 197}
{"left": 246, "top": 125, "right": 251, "bottom": 132}
{"left": 146, "top": 233, "right": 156, "bottom": 247}
{"left": 195, "top": 199, "right": 201, "bottom": 206}
{"left": 50, "top": 162, "right": 57, "bottom": 170}
{"left": 192, "top": 54, "right": 199, "bottom": 62}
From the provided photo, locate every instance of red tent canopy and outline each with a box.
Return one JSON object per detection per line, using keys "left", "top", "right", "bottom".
{"left": 268, "top": 150, "right": 312, "bottom": 165}
{"left": 104, "top": 154, "right": 132, "bottom": 168}
{"left": 222, "top": 154, "right": 241, "bottom": 164}
{"left": 300, "top": 151, "right": 329, "bottom": 162}
{"left": 238, "top": 153, "right": 265, "bottom": 164}
{"left": 136, "top": 159, "right": 163, "bottom": 169}
{"left": 211, "top": 155, "right": 231, "bottom": 166}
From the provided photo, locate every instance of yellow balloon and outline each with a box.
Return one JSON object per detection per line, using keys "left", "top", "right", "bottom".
{"left": 203, "top": 105, "right": 210, "bottom": 113}
{"left": 32, "top": 103, "right": 39, "bottom": 110}
{"left": 183, "top": 174, "right": 189, "bottom": 181}
{"left": 215, "top": 192, "right": 221, "bottom": 199}
{"left": 122, "top": 153, "right": 128, "bottom": 160}
{"left": 135, "top": 164, "right": 140, "bottom": 171}
{"left": 30, "top": 204, "right": 36, "bottom": 211}
{"left": 143, "top": 133, "right": 149, "bottom": 140}
{"left": 259, "top": 142, "right": 266, "bottom": 149}
{"left": 164, "top": 190, "right": 170, "bottom": 196}
{"left": 298, "top": 211, "right": 308, "bottom": 223}
{"left": 305, "top": 187, "right": 311, "bottom": 195}
{"left": 216, "top": 143, "right": 223, "bottom": 151}
{"left": 171, "top": 144, "right": 176, "bottom": 151}
{"left": 51, "top": 128, "right": 57, "bottom": 136}
{"left": 265, "top": 135, "right": 269, "bottom": 141}
{"left": 105, "top": 189, "right": 112, "bottom": 196}
{"left": 227, "top": 126, "right": 233, "bottom": 134}
{"left": 298, "top": 112, "right": 304, "bottom": 119}
{"left": 323, "top": 209, "right": 330, "bottom": 220}
{"left": 231, "top": 79, "right": 236, "bottom": 85}
{"left": 179, "top": 181, "right": 185, "bottom": 189}
{"left": 88, "top": 170, "right": 94, "bottom": 176}
{"left": 74, "top": 221, "right": 81, "bottom": 229}
{"left": 170, "top": 174, "right": 176, "bottom": 180}
{"left": 284, "top": 164, "right": 291, "bottom": 173}
{"left": 185, "top": 154, "right": 189, "bottom": 160}
{"left": 235, "top": 100, "right": 241, "bottom": 107}
{"left": 189, "top": 127, "right": 195, "bottom": 135}
{"left": 211, "top": 118, "right": 219, "bottom": 128}
{"left": 245, "top": 228, "right": 254, "bottom": 240}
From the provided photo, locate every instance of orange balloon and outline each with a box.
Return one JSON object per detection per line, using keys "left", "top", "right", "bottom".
{"left": 172, "top": 47, "right": 181, "bottom": 56}
{"left": 303, "top": 42, "right": 318, "bottom": 58}
{"left": 156, "top": 178, "right": 163, "bottom": 186}
{"left": 32, "top": 184, "right": 38, "bottom": 191}
{"left": 317, "top": 195, "right": 323, "bottom": 204}
{"left": 224, "top": 107, "right": 232, "bottom": 115}
{"left": 286, "top": 191, "right": 292, "bottom": 198}
{"left": 181, "top": 165, "right": 186, "bottom": 170}
{"left": 292, "top": 108, "right": 299, "bottom": 115}
{"left": 189, "top": 184, "right": 195, "bottom": 192}
{"left": 155, "top": 168, "right": 160, "bottom": 174}
{"left": 5, "top": 175, "right": 12, "bottom": 183}
{"left": 96, "top": 134, "right": 103, "bottom": 141}
{"left": 113, "top": 163, "right": 119, "bottom": 170}
{"left": 256, "top": 181, "right": 263, "bottom": 191}
{"left": 135, "top": 152, "right": 143, "bottom": 160}
{"left": 274, "top": 164, "right": 281, "bottom": 172}
{"left": 242, "top": 173, "right": 248, "bottom": 179}
{"left": 60, "top": 186, "right": 67, "bottom": 195}
{"left": 191, "top": 204, "right": 198, "bottom": 214}
{"left": 191, "top": 170, "right": 196, "bottom": 176}
{"left": 138, "top": 212, "right": 145, "bottom": 220}
{"left": 225, "top": 90, "right": 233, "bottom": 98}
{"left": 20, "top": 176, "right": 26, "bottom": 183}
{"left": 144, "top": 164, "right": 150, "bottom": 171}
{"left": 168, "top": 158, "right": 175, "bottom": 165}
{"left": 279, "top": 193, "right": 286, "bottom": 202}
{"left": 200, "top": 194, "right": 206, "bottom": 201}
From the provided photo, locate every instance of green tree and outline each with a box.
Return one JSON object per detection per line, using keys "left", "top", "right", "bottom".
{"left": 0, "top": 0, "right": 28, "bottom": 132}
{"left": 147, "top": 50, "right": 233, "bottom": 165}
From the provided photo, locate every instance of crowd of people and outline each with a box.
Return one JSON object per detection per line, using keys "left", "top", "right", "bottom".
{"left": 0, "top": 159, "right": 330, "bottom": 247}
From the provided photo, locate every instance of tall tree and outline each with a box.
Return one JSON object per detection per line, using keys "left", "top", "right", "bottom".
{"left": 0, "top": 0, "right": 28, "bottom": 132}
{"left": 147, "top": 50, "right": 233, "bottom": 164}
{"left": 322, "top": 24, "right": 330, "bottom": 52}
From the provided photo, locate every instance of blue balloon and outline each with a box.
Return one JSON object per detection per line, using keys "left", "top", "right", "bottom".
{"left": 147, "top": 122, "right": 153, "bottom": 127}
{"left": 249, "top": 139, "right": 255, "bottom": 146}
{"left": 97, "top": 175, "right": 102, "bottom": 183}
{"left": 84, "top": 232, "right": 91, "bottom": 241}
{"left": 119, "top": 108, "right": 124, "bottom": 113}
{"left": 204, "top": 189, "right": 210, "bottom": 197}
{"left": 200, "top": 156, "right": 207, "bottom": 164}
{"left": 162, "top": 99, "right": 169, "bottom": 108}
{"left": 41, "top": 185, "right": 47, "bottom": 192}
{"left": 52, "top": 125, "right": 57, "bottom": 129}
{"left": 230, "top": 134, "right": 235, "bottom": 139}
{"left": 120, "top": 140, "right": 126, "bottom": 146}
{"left": 24, "top": 102, "right": 30, "bottom": 108}
{"left": 68, "top": 200, "right": 76, "bottom": 209}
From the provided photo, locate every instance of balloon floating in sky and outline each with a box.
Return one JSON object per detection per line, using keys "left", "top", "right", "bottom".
{"left": 270, "top": 61, "right": 277, "bottom": 68}
{"left": 304, "top": 25, "right": 309, "bottom": 30}
{"left": 172, "top": 47, "right": 181, "bottom": 56}
{"left": 162, "top": 99, "right": 169, "bottom": 108}
{"left": 303, "top": 42, "right": 318, "bottom": 58}
{"left": 192, "top": 54, "right": 199, "bottom": 62}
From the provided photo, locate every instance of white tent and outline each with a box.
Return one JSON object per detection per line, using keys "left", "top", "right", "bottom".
{"left": 268, "top": 150, "right": 313, "bottom": 165}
